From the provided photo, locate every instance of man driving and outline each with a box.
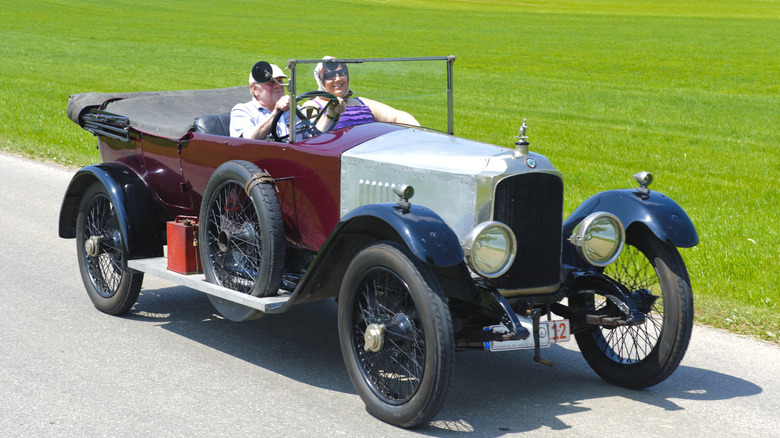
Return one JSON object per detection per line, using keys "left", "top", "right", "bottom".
{"left": 229, "top": 61, "right": 291, "bottom": 139}
{"left": 230, "top": 61, "right": 344, "bottom": 141}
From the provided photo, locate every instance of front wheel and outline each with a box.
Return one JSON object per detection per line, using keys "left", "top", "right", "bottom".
{"left": 76, "top": 181, "right": 143, "bottom": 315}
{"left": 338, "top": 242, "right": 454, "bottom": 428}
{"left": 574, "top": 230, "right": 694, "bottom": 389}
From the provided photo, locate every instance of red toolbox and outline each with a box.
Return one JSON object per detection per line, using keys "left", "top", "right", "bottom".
{"left": 167, "top": 216, "right": 202, "bottom": 274}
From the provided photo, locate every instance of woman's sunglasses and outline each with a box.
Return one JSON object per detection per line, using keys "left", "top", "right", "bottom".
{"left": 322, "top": 69, "right": 348, "bottom": 80}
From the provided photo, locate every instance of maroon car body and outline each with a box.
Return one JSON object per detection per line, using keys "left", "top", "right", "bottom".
{"left": 97, "top": 114, "right": 404, "bottom": 251}
{"left": 58, "top": 57, "right": 698, "bottom": 429}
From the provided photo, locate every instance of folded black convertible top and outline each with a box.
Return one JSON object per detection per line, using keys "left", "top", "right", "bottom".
{"left": 66, "top": 86, "right": 248, "bottom": 139}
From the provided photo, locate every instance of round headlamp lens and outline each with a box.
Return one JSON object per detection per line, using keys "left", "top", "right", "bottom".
{"left": 571, "top": 212, "right": 625, "bottom": 267}
{"left": 464, "top": 222, "right": 517, "bottom": 278}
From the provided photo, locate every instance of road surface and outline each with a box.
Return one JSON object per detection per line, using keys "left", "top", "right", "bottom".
{"left": 1, "top": 151, "right": 778, "bottom": 437}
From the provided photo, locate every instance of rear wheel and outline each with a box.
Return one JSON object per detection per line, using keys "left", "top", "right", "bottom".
{"left": 338, "top": 242, "right": 454, "bottom": 428}
{"left": 574, "top": 231, "right": 693, "bottom": 388}
{"left": 198, "top": 160, "right": 285, "bottom": 321}
{"left": 76, "top": 181, "right": 143, "bottom": 315}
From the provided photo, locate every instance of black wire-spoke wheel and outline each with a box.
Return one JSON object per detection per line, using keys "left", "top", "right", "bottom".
{"left": 206, "top": 184, "right": 263, "bottom": 292}
{"left": 354, "top": 267, "right": 425, "bottom": 404}
{"left": 199, "top": 160, "right": 284, "bottom": 321}
{"left": 338, "top": 242, "right": 454, "bottom": 428}
{"left": 574, "top": 230, "right": 693, "bottom": 389}
{"left": 76, "top": 182, "right": 142, "bottom": 315}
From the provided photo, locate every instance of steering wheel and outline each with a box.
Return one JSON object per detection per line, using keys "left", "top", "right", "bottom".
{"left": 270, "top": 91, "right": 340, "bottom": 142}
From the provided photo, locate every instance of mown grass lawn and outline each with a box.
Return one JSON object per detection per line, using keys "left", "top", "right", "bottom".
{"left": 1, "top": 0, "right": 777, "bottom": 341}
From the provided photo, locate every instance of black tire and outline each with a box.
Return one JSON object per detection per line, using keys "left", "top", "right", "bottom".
{"left": 76, "top": 181, "right": 143, "bottom": 315}
{"left": 198, "top": 160, "right": 285, "bottom": 321}
{"left": 574, "top": 230, "right": 694, "bottom": 389}
{"left": 338, "top": 242, "right": 454, "bottom": 428}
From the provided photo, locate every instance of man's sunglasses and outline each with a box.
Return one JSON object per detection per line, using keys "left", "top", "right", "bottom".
{"left": 322, "top": 69, "right": 348, "bottom": 80}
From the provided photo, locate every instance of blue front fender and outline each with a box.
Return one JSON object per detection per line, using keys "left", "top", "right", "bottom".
{"left": 563, "top": 189, "right": 698, "bottom": 248}
{"left": 339, "top": 203, "right": 464, "bottom": 267}
{"left": 273, "top": 202, "right": 465, "bottom": 310}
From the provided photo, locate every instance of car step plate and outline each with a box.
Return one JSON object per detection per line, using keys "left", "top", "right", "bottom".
{"left": 485, "top": 319, "right": 570, "bottom": 351}
{"left": 128, "top": 257, "right": 291, "bottom": 313}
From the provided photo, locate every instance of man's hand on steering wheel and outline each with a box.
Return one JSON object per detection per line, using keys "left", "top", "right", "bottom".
{"left": 269, "top": 91, "right": 343, "bottom": 142}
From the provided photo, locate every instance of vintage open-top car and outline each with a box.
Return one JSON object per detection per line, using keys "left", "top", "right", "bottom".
{"left": 59, "top": 56, "right": 698, "bottom": 428}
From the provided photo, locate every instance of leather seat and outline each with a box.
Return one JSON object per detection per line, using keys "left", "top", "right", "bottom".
{"left": 193, "top": 113, "right": 231, "bottom": 136}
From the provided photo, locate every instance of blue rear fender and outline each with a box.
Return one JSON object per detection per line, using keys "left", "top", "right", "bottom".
{"left": 58, "top": 163, "right": 164, "bottom": 259}
{"left": 563, "top": 189, "right": 698, "bottom": 251}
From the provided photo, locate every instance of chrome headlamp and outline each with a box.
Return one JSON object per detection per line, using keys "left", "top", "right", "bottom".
{"left": 463, "top": 221, "right": 517, "bottom": 278}
{"left": 569, "top": 212, "right": 625, "bottom": 267}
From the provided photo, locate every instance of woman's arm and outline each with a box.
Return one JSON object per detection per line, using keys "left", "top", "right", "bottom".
{"left": 303, "top": 98, "right": 346, "bottom": 132}
{"left": 360, "top": 97, "right": 419, "bottom": 126}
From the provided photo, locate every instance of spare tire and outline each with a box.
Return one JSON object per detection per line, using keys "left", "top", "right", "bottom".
{"left": 198, "top": 160, "right": 285, "bottom": 321}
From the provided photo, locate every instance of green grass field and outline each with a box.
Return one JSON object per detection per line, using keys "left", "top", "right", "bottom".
{"left": 1, "top": 0, "right": 778, "bottom": 341}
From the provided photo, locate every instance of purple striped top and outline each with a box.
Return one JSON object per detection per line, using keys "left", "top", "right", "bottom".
{"left": 315, "top": 98, "right": 375, "bottom": 130}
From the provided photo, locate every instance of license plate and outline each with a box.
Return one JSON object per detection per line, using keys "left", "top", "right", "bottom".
{"left": 485, "top": 319, "right": 570, "bottom": 351}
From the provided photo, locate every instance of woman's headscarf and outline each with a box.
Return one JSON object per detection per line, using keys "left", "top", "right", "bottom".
{"left": 314, "top": 56, "right": 353, "bottom": 97}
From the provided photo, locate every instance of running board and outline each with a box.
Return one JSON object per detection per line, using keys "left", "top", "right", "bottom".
{"left": 128, "top": 257, "right": 291, "bottom": 313}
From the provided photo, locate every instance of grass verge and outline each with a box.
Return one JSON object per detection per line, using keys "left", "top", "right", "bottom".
{"left": 1, "top": 0, "right": 777, "bottom": 341}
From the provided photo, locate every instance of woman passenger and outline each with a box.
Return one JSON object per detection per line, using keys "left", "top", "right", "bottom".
{"left": 308, "top": 57, "right": 420, "bottom": 130}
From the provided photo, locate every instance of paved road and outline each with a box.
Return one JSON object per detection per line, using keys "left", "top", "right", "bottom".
{"left": 1, "top": 151, "right": 778, "bottom": 437}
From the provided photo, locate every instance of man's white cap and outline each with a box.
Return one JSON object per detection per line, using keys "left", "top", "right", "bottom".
{"left": 249, "top": 62, "right": 288, "bottom": 84}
